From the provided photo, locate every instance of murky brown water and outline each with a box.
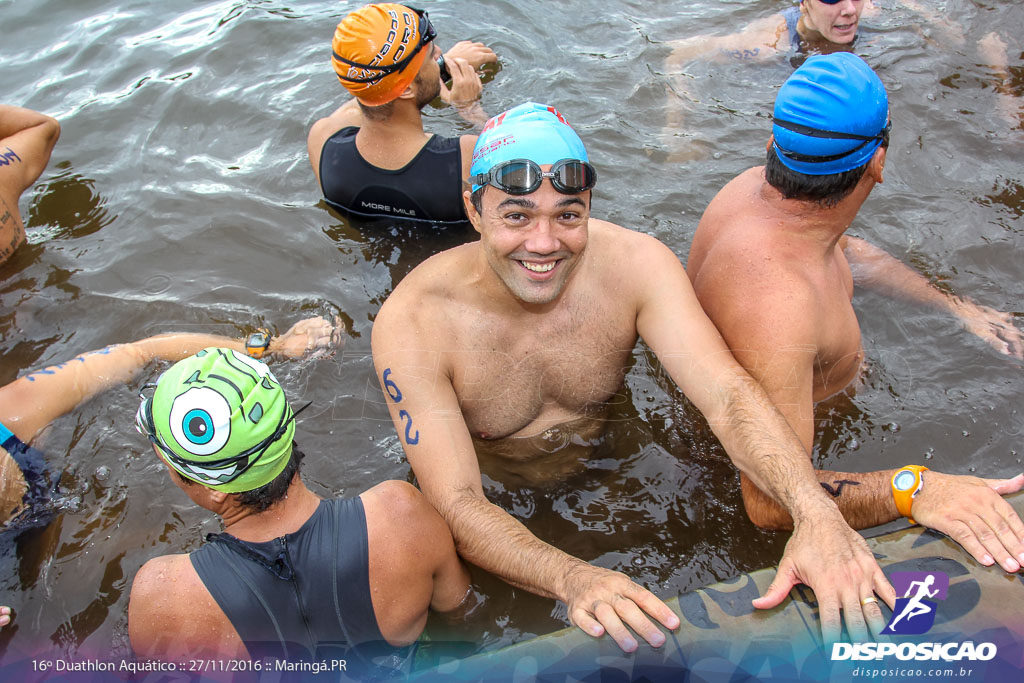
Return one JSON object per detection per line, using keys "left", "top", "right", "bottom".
{"left": 1, "top": 0, "right": 1021, "bottom": 665}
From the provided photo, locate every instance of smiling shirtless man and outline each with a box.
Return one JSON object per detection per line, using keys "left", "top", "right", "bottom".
{"left": 372, "top": 102, "right": 910, "bottom": 651}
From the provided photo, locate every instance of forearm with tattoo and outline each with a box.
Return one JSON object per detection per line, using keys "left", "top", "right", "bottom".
{"left": 0, "top": 197, "right": 25, "bottom": 264}
{"left": 741, "top": 469, "right": 899, "bottom": 530}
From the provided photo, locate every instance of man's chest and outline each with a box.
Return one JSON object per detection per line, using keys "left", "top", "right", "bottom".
{"left": 449, "top": 308, "right": 638, "bottom": 439}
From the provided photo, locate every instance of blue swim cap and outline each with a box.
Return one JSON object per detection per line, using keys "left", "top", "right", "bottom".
{"left": 772, "top": 53, "right": 889, "bottom": 176}
{"left": 470, "top": 102, "right": 588, "bottom": 192}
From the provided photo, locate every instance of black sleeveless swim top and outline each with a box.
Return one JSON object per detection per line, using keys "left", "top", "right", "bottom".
{"left": 319, "top": 126, "right": 467, "bottom": 225}
{"left": 190, "top": 497, "right": 411, "bottom": 674}
{"left": 1, "top": 420, "right": 54, "bottom": 528}
{"left": 782, "top": 5, "right": 803, "bottom": 52}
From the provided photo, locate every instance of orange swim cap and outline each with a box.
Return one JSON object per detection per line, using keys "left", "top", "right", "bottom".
{"left": 332, "top": 3, "right": 433, "bottom": 106}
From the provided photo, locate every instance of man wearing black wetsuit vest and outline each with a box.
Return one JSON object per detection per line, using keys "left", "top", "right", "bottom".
{"left": 0, "top": 318, "right": 336, "bottom": 628}
{"left": 128, "top": 347, "right": 470, "bottom": 672}
{"left": 307, "top": 3, "right": 497, "bottom": 225}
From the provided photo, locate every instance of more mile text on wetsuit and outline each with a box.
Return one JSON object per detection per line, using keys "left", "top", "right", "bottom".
{"left": 190, "top": 497, "right": 410, "bottom": 674}
{"left": 319, "top": 126, "right": 466, "bottom": 224}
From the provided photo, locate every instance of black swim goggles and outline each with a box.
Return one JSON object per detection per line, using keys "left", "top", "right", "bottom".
{"left": 472, "top": 159, "right": 598, "bottom": 195}
{"left": 772, "top": 117, "right": 891, "bottom": 164}
{"left": 333, "top": 7, "right": 436, "bottom": 84}
{"left": 135, "top": 383, "right": 310, "bottom": 486}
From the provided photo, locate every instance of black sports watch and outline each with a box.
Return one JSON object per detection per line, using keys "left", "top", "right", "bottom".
{"left": 245, "top": 329, "right": 272, "bottom": 359}
{"left": 437, "top": 54, "right": 452, "bottom": 85}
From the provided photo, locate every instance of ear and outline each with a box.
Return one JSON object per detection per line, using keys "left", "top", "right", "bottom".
{"left": 766, "top": 134, "right": 775, "bottom": 154}
{"left": 463, "top": 189, "right": 484, "bottom": 235}
{"left": 207, "top": 489, "right": 229, "bottom": 505}
{"left": 867, "top": 145, "right": 886, "bottom": 184}
{"left": 396, "top": 82, "right": 417, "bottom": 102}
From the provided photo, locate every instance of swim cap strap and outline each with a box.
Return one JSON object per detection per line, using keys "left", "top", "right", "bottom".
{"left": 332, "top": 50, "right": 417, "bottom": 83}
{"left": 332, "top": 5, "right": 436, "bottom": 91}
{"left": 774, "top": 139, "right": 872, "bottom": 164}
{"left": 773, "top": 117, "right": 884, "bottom": 142}
{"left": 773, "top": 118, "right": 890, "bottom": 165}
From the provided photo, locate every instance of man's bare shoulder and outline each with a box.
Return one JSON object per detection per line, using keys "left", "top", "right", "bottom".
{"left": 307, "top": 100, "right": 364, "bottom": 179}
{"left": 690, "top": 238, "right": 820, "bottom": 352}
{"left": 589, "top": 218, "right": 679, "bottom": 263}
{"left": 131, "top": 554, "right": 188, "bottom": 603}
{"left": 308, "top": 100, "right": 363, "bottom": 145}
{"left": 129, "top": 553, "right": 247, "bottom": 660}
{"left": 693, "top": 229, "right": 819, "bottom": 303}
{"left": 692, "top": 166, "right": 783, "bottom": 272}
{"left": 592, "top": 218, "right": 693, "bottom": 289}
{"left": 691, "top": 170, "right": 824, "bottom": 332}
{"left": 360, "top": 481, "right": 442, "bottom": 552}
{"left": 374, "top": 243, "right": 479, "bottom": 345}
{"left": 579, "top": 219, "right": 693, "bottom": 311}
{"left": 458, "top": 135, "right": 478, "bottom": 157}
{"left": 389, "top": 241, "right": 478, "bottom": 300}
{"left": 703, "top": 166, "right": 766, "bottom": 214}
{"left": 130, "top": 554, "right": 208, "bottom": 625}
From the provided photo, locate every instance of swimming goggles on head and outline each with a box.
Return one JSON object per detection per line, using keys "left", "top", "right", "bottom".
{"left": 135, "top": 383, "right": 309, "bottom": 486}
{"left": 472, "top": 159, "right": 598, "bottom": 195}
{"left": 772, "top": 117, "right": 890, "bottom": 163}
{"left": 333, "top": 6, "right": 437, "bottom": 84}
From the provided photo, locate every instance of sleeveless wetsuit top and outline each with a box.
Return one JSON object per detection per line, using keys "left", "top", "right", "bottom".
{"left": 319, "top": 127, "right": 467, "bottom": 224}
{"left": 782, "top": 6, "right": 803, "bottom": 51}
{"left": 190, "top": 497, "right": 408, "bottom": 670}
{"left": 1, "top": 420, "right": 53, "bottom": 525}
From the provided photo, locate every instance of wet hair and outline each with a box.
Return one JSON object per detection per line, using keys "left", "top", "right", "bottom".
{"left": 177, "top": 440, "right": 305, "bottom": 513}
{"left": 764, "top": 132, "right": 889, "bottom": 208}
{"left": 470, "top": 187, "right": 485, "bottom": 214}
{"left": 235, "top": 442, "right": 305, "bottom": 513}
{"left": 358, "top": 99, "right": 396, "bottom": 122}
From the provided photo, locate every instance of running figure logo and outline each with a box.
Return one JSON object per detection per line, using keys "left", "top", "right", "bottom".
{"left": 882, "top": 571, "right": 949, "bottom": 635}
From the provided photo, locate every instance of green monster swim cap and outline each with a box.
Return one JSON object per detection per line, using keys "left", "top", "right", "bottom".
{"left": 137, "top": 347, "right": 294, "bottom": 493}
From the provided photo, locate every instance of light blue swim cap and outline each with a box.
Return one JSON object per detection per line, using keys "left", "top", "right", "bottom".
{"left": 772, "top": 53, "right": 889, "bottom": 176}
{"left": 470, "top": 102, "right": 588, "bottom": 192}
